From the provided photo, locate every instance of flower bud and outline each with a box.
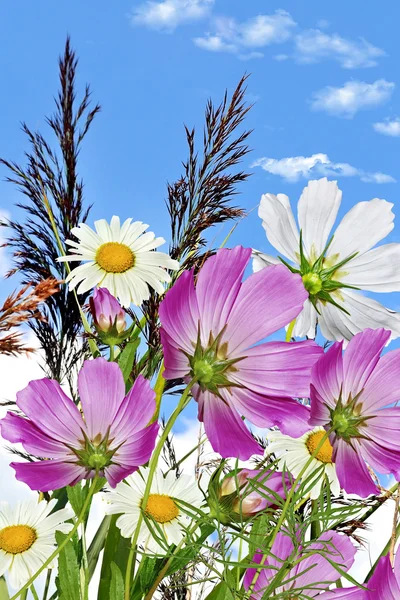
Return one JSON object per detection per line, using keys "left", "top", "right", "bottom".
{"left": 90, "top": 287, "right": 127, "bottom": 338}
{"left": 220, "top": 469, "right": 288, "bottom": 518}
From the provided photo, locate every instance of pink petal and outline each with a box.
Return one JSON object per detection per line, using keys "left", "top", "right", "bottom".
{"left": 229, "top": 387, "right": 310, "bottom": 437}
{"left": 159, "top": 270, "right": 199, "bottom": 354}
{"left": 198, "top": 391, "right": 262, "bottom": 460}
{"left": 112, "top": 422, "right": 159, "bottom": 471}
{"left": 78, "top": 357, "right": 125, "bottom": 440}
{"left": 310, "top": 342, "right": 343, "bottom": 427}
{"left": 367, "top": 554, "right": 400, "bottom": 599}
{"left": 110, "top": 375, "right": 156, "bottom": 446}
{"left": 195, "top": 246, "right": 251, "bottom": 341}
{"left": 293, "top": 531, "right": 356, "bottom": 595}
{"left": 361, "top": 348, "right": 400, "bottom": 413}
{"left": 0, "top": 412, "right": 67, "bottom": 458}
{"left": 359, "top": 437, "right": 400, "bottom": 478}
{"left": 223, "top": 264, "right": 308, "bottom": 356}
{"left": 160, "top": 329, "right": 190, "bottom": 380}
{"left": 231, "top": 340, "right": 323, "bottom": 398}
{"left": 334, "top": 439, "right": 378, "bottom": 496}
{"left": 317, "top": 589, "right": 362, "bottom": 599}
{"left": 365, "top": 408, "right": 400, "bottom": 451}
{"left": 16, "top": 378, "right": 84, "bottom": 446}
{"left": 104, "top": 464, "right": 139, "bottom": 488}
{"left": 342, "top": 328, "right": 390, "bottom": 399}
{"left": 11, "top": 460, "right": 86, "bottom": 492}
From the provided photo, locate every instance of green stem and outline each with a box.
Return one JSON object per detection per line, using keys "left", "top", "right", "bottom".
{"left": 81, "top": 523, "right": 90, "bottom": 600}
{"left": 143, "top": 521, "right": 200, "bottom": 600}
{"left": 29, "top": 586, "right": 39, "bottom": 600}
{"left": 109, "top": 345, "right": 115, "bottom": 362}
{"left": 10, "top": 478, "right": 99, "bottom": 600}
{"left": 310, "top": 499, "right": 321, "bottom": 539}
{"left": 285, "top": 319, "right": 296, "bottom": 342}
{"left": 41, "top": 186, "right": 99, "bottom": 357}
{"left": 42, "top": 571, "right": 51, "bottom": 600}
{"left": 124, "top": 378, "right": 197, "bottom": 600}
{"left": 246, "top": 428, "right": 334, "bottom": 599}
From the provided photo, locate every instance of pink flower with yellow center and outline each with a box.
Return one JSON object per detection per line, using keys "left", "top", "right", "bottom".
{"left": 0, "top": 358, "right": 158, "bottom": 491}
{"left": 310, "top": 327, "right": 400, "bottom": 496}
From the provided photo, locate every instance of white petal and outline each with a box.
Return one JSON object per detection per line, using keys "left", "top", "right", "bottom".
{"left": 318, "top": 290, "right": 400, "bottom": 343}
{"left": 123, "top": 222, "right": 149, "bottom": 246}
{"left": 70, "top": 223, "right": 102, "bottom": 250}
{"left": 292, "top": 300, "right": 318, "bottom": 338}
{"left": 340, "top": 243, "right": 400, "bottom": 292}
{"left": 258, "top": 192, "right": 299, "bottom": 263}
{"left": 328, "top": 198, "right": 395, "bottom": 260}
{"left": 110, "top": 216, "right": 121, "bottom": 240}
{"left": 75, "top": 265, "right": 105, "bottom": 294}
{"left": 252, "top": 250, "right": 280, "bottom": 272}
{"left": 0, "top": 551, "right": 12, "bottom": 578}
{"left": 94, "top": 219, "right": 113, "bottom": 243}
{"left": 297, "top": 178, "right": 341, "bottom": 259}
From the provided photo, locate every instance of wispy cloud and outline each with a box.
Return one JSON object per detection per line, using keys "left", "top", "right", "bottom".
{"left": 294, "top": 29, "right": 385, "bottom": 68}
{"left": 252, "top": 153, "right": 396, "bottom": 184}
{"left": 131, "top": 0, "right": 214, "bottom": 31}
{"left": 373, "top": 117, "right": 400, "bottom": 137}
{"left": 193, "top": 10, "right": 297, "bottom": 59}
{"left": 311, "top": 79, "right": 395, "bottom": 118}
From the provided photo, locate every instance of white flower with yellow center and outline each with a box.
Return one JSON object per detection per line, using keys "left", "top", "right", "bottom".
{"left": 253, "top": 177, "right": 400, "bottom": 343}
{"left": 0, "top": 499, "right": 73, "bottom": 590}
{"left": 58, "top": 216, "right": 179, "bottom": 307}
{"left": 105, "top": 469, "right": 203, "bottom": 553}
{"left": 268, "top": 427, "right": 340, "bottom": 500}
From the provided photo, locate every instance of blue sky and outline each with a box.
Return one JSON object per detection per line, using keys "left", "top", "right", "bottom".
{"left": 1, "top": 1, "right": 400, "bottom": 427}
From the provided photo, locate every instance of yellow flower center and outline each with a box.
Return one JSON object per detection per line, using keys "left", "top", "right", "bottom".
{"left": 305, "top": 430, "right": 333, "bottom": 464}
{"left": 0, "top": 525, "right": 37, "bottom": 554}
{"left": 96, "top": 242, "right": 135, "bottom": 273}
{"left": 144, "top": 494, "right": 179, "bottom": 524}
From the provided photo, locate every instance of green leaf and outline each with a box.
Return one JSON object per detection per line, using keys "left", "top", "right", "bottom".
{"left": 109, "top": 563, "right": 124, "bottom": 600}
{"left": 87, "top": 515, "right": 112, "bottom": 580}
{"left": 55, "top": 531, "right": 81, "bottom": 600}
{"left": 204, "top": 582, "right": 234, "bottom": 600}
{"left": 98, "top": 516, "right": 131, "bottom": 600}
{"left": 117, "top": 337, "right": 140, "bottom": 387}
{"left": 0, "top": 577, "right": 10, "bottom": 600}
{"left": 67, "top": 481, "right": 90, "bottom": 518}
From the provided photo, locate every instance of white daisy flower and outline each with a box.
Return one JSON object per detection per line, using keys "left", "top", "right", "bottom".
{"left": 253, "top": 177, "right": 400, "bottom": 342}
{"left": 268, "top": 427, "right": 340, "bottom": 500}
{"left": 58, "top": 216, "right": 179, "bottom": 307}
{"left": 105, "top": 469, "right": 203, "bottom": 553}
{"left": 0, "top": 499, "right": 73, "bottom": 590}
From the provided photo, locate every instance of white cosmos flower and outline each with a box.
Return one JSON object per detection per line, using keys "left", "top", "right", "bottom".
{"left": 58, "top": 216, "right": 179, "bottom": 307}
{"left": 268, "top": 427, "right": 340, "bottom": 500}
{"left": 0, "top": 499, "right": 73, "bottom": 590}
{"left": 104, "top": 469, "right": 204, "bottom": 553}
{"left": 253, "top": 178, "right": 400, "bottom": 342}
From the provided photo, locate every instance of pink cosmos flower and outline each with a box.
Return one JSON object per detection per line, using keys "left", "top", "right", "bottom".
{"left": 0, "top": 358, "right": 158, "bottom": 491}
{"left": 90, "top": 287, "right": 126, "bottom": 334}
{"left": 220, "top": 469, "right": 289, "bottom": 516}
{"left": 310, "top": 328, "right": 400, "bottom": 497}
{"left": 333, "top": 552, "right": 400, "bottom": 599}
{"left": 243, "top": 529, "right": 356, "bottom": 598}
{"left": 159, "top": 246, "right": 323, "bottom": 460}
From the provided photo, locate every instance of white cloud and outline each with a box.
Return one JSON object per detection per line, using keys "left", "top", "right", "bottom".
{"left": 132, "top": 0, "right": 214, "bottom": 31}
{"left": 374, "top": 117, "right": 400, "bottom": 137}
{"left": 295, "top": 29, "right": 385, "bottom": 68}
{"left": 311, "top": 79, "right": 395, "bottom": 118}
{"left": 252, "top": 152, "right": 396, "bottom": 183}
{"left": 194, "top": 10, "right": 296, "bottom": 58}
